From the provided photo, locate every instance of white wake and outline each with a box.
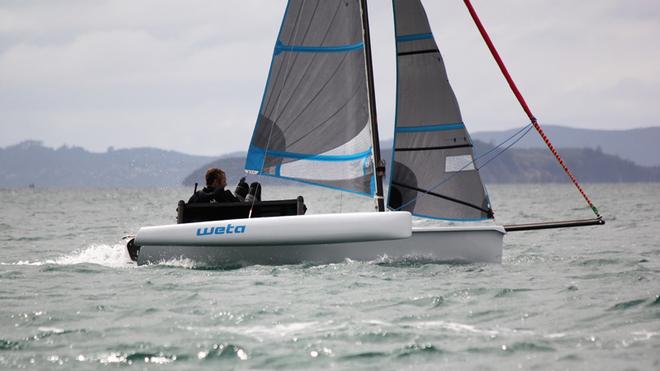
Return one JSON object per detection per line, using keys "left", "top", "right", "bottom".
{"left": 4, "top": 243, "right": 135, "bottom": 268}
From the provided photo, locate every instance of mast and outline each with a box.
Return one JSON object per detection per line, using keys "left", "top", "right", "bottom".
{"left": 359, "top": 0, "right": 386, "bottom": 212}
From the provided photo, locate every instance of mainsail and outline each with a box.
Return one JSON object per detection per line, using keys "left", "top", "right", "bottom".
{"left": 388, "top": 0, "right": 493, "bottom": 220}
{"left": 245, "top": 0, "right": 375, "bottom": 196}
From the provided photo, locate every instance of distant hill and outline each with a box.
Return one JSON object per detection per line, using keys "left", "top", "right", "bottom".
{"left": 3, "top": 126, "right": 660, "bottom": 188}
{"left": 472, "top": 141, "right": 660, "bottom": 183}
{"left": 183, "top": 139, "right": 660, "bottom": 186}
{"left": 0, "top": 141, "right": 215, "bottom": 187}
{"left": 472, "top": 125, "right": 660, "bottom": 167}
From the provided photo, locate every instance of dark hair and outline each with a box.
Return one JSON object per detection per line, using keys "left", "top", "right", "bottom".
{"left": 205, "top": 168, "right": 225, "bottom": 186}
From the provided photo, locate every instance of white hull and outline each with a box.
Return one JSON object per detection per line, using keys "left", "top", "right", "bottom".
{"left": 135, "top": 212, "right": 412, "bottom": 246}
{"left": 135, "top": 225, "right": 505, "bottom": 266}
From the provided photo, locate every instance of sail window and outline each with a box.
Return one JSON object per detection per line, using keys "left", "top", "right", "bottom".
{"left": 445, "top": 155, "right": 475, "bottom": 173}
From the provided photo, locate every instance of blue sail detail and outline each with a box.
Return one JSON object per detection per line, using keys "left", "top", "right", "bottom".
{"left": 396, "top": 33, "right": 433, "bottom": 42}
{"left": 395, "top": 123, "right": 465, "bottom": 133}
{"left": 245, "top": 145, "right": 375, "bottom": 197}
{"left": 274, "top": 40, "right": 364, "bottom": 56}
{"left": 245, "top": 146, "right": 267, "bottom": 173}
{"left": 247, "top": 145, "right": 371, "bottom": 165}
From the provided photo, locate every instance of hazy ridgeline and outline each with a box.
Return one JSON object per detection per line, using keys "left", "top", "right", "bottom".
{"left": 2, "top": 126, "right": 660, "bottom": 188}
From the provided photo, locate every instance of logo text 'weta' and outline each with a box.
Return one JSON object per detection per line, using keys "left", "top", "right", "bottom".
{"left": 196, "top": 224, "right": 246, "bottom": 236}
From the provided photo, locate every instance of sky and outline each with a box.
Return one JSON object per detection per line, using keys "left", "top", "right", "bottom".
{"left": 1, "top": 0, "right": 659, "bottom": 156}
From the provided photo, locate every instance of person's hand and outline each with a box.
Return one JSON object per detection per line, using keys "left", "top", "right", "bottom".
{"left": 235, "top": 177, "right": 249, "bottom": 199}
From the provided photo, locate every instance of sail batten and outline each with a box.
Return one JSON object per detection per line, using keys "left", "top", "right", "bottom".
{"left": 395, "top": 123, "right": 465, "bottom": 133}
{"left": 388, "top": 0, "right": 493, "bottom": 221}
{"left": 391, "top": 181, "right": 493, "bottom": 215}
{"left": 395, "top": 144, "right": 473, "bottom": 152}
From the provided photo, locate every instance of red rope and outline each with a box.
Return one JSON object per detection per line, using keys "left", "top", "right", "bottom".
{"left": 463, "top": 0, "right": 601, "bottom": 218}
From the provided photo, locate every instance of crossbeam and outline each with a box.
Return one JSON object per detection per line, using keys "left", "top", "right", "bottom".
{"left": 504, "top": 218, "right": 605, "bottom": 232}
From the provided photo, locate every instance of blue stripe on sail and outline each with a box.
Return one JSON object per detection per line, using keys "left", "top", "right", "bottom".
{"left": 395, "top": 123, "right": 465, "bottom": 133}
{"left": 245, "top": 146, "right": 266, "bottom": 172}
{"left": 274, "top": 40, "right": 364, "bottom": 56}
{"left": 258, "top": 173, "right": 375, "bottom": 198}
{"left": 248, "top": 146, "right": 372, "bottom": 163}
{"left": 396, "top": 33, "right": 433, "bottom": 42}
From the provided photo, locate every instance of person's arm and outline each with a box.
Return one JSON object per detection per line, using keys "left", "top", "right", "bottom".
{"left": 224, "top": 190, "right": 240, "bottom": 203}
{"left": 234, "top": 177, "right": 249, "bottom": 201}
{"left": 212, "top": 189, "right": 240, "bottom": 203}
{"left": 188, "top": 190, "right": 212, "bottom": 203}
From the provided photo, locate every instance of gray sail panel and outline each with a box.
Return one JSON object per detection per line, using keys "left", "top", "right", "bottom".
{"left": 388, "top": 0, "right": 492, "bottom": 220}
{"left": 253, "top": 50, "right": 369, "bottom": 161}
{"left": 245, "top": 0, "right": 374, "bottom": 196}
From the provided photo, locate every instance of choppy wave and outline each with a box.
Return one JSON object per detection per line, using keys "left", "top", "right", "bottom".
{"left": 1, "top": 185, "right": 659, "bottom": 369}
{"left": 150, "top": 257, "right": 200, "bottom": 270}
{"left": 1, "top": 243, "right": 134, "bottom": 268}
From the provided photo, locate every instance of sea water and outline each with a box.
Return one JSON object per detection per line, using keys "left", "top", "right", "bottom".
{"left": 0, "top": 184, "right": 658, "bottom": 370}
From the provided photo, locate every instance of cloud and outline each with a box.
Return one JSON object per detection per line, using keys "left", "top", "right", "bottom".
{"left": 0, "top": 0, "right": 659, "bottom": 155}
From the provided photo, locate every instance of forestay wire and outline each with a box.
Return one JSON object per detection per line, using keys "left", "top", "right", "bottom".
{"left": 463, "top": 0, "right": 602, "bottom": 219}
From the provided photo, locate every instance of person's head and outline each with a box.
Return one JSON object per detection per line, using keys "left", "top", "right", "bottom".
{"left": 205, "top": 168, "right": 227, "bottom": 189}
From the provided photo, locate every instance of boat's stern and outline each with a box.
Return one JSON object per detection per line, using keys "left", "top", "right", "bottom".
{"left": 126, "top": 237, "right": 140, "bottom": 262}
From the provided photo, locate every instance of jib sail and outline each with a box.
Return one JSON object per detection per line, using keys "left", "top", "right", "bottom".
{"left": 388, "top": 0, "right": 493, "bottom": 220}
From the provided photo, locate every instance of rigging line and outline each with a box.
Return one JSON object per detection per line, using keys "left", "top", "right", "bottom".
{"left": 475, "top": 125, "right": 533, "bottom": 170}
{"left": 251, "top": 0, "right": 309, "bottom": 217}
{"left": 393, "top": 123, "right": 533, "bottom": 213}
{"left": 463, "top": 0, "right": 601, "bottom": 219}
{"left": 473, "top": 123, "right": 533, "bottom": 168}
{"left": 392, "top": 181, "right": 492, "bottom": 215}
{"left": 270, "top": 1, "right": 344, "bottom": 127}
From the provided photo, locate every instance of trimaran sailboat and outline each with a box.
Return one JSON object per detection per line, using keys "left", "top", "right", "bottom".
{"left": 126, "top": 0, "right": 604, "bottom": 266}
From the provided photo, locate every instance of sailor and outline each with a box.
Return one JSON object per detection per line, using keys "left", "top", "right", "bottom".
{"left": 188, "top": 168, "right": 261, "bottom": 204}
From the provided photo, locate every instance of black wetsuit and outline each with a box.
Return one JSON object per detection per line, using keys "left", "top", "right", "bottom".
{"left": 188, "top": 186, "right": 240, "bottom": 204}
